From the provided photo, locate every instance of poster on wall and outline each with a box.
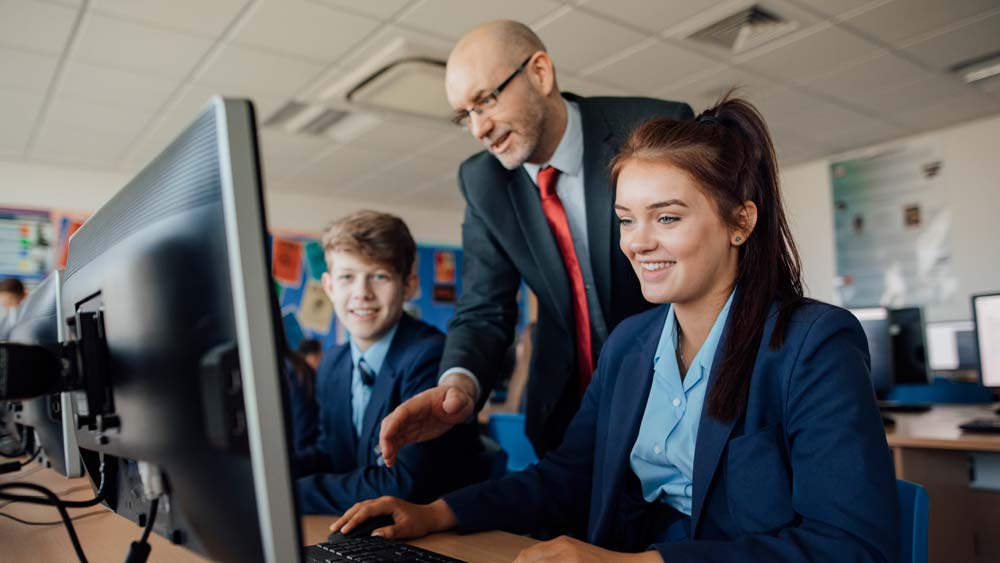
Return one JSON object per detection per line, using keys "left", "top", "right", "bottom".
{"left": 831, "top": 144, "right": 958, "bottom": 309}
{"left": 0, "top": 207, "right": 55, "bottom": 287}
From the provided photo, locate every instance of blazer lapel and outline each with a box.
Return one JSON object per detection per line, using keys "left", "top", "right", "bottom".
{"left": 328, "top": 349, "right": 358, "bottom": 463}
{"left": 508, "top": 167, "right": 572, "bottom": 333}
{"left": 357, "top": 316, "right": 412, "bottom": 463}
{"left": 575, "top": 95, "right": 616, "bottom": 322}
{"left": 689, "top": 311, "right": 741, "bottom": 536}
{"left": 591, "top": 307, "right": 665, "bottom": 543}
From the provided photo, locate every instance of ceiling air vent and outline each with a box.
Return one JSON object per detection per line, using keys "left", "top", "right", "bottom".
{"left": 687, "top": 5, "right": 798, "bottom": 54}
{"left": 261, "top": 101, "right": 350, "bottom": 136}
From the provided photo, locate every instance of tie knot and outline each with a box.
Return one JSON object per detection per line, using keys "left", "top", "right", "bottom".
{"left": 537, "top": 165, "right": 561, "bottom": 198}
{"left": 358, "top": 358, "right": 375, "bottom": 386}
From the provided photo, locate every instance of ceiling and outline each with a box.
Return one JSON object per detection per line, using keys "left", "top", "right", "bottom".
{"left": 1, "top": 0, "right": 999, "bottom": 211}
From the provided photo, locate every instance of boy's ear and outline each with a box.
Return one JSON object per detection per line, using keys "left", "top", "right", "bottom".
{"left": 403, "top": 271, "right": 419, "bottom": 301}
{"left": 321, "top": 271, "right": 334, "bottom": 297}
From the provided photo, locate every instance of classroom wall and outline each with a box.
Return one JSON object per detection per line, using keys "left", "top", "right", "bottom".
{"left": 0, "top": 159, "right": 464, "bottom": 244}
{"left": 781, "top": 113, "right": 1000, "bottom": 322}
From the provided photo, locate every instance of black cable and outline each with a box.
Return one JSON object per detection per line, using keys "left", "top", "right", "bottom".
{"left": 19, "top": 446, "right": 41, "bottom": 467}
{"left": 0, "top": 457, "right": 107, "bottom": 508}
{"left": 0, "top": 483, "right": 91, "bottom": 510}
{"left": 124, "top": 497, "right": 159, "bottom": 563}
{"left": 0, "top": 508, "right": 105, "bottom": 526}
{"left": 0, "top": 482, "right": 88, "bottom": 563}
{"left": 0, "top": 464, "right": 42, "bottom": 481}
{"left": 140, "top": 497, "right": 158, "bottom": 543}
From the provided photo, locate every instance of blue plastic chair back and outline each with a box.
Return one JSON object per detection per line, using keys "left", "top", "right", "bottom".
{"left": 897, "top": 479, "right": 929, "bottom": 563}
{"left": 487, "top": 413, "right": 539, "bottom": 475}
{"left": 886, "top": 377, "right": 993, "bottom": 404}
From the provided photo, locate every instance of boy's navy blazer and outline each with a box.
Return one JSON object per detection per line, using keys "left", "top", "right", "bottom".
{"left": 296, "top": 314, "right": 485, "bottom": 514}
{"left": 444, "top": 300, "right": 900, "bottom": 562}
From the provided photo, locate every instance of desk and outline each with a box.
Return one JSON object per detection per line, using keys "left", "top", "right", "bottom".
{"left": 0, "top": 464, "right": 536, "bottom": 563}
{"left": 885, "top": 404, "right": 1000, "bottom": 563}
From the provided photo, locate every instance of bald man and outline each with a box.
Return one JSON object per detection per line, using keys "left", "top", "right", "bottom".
{"left": 380, "top": 20, "right": 692, "bottom": 463}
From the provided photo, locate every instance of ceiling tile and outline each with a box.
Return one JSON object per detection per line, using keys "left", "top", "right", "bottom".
{"left": 800, "top": 50, "right": 928, "bottom": 105}
{"left": 91, "top": 0, "right": 249, "bottom": 37}
{"left": 258, "top": 129, "right": 337, "bottom": 179}
{"left": 314, "top": 0, "right": 411, "bottom": 20}
{"left": 399, "top": 0, "right": 563, "bottom": 40}
{"left": 73, "top": 13, "right": 214, "bottom": 79}
{"left": 57, "top": 61, "right": 181, "bottom": 110}
{"left": 0, "top": 47, "right": 59, "bottom": 93}
{"left": 558, "top": 74, "right": 632, "bottom": 97}
{"left": 0, "top": 0, "right": 78, "bottom": 55}
{"left": 196, "top": 43, "right": 325, "bottom": 98}
{"left": 845, "top": 0, "right": 1000, "bottom": 46}
{"left": 0, "top": 88, "right": 43, "bottom": 154}
{"left": 30, "top": 122, "right": 134, "bottom": 167}
{"left": 788, "top": 0, "right": 882, "bottom": 18}
{"left": 900, "top": 10, "right": 1000, "bottom": 71}
{"left": 654, "top": 65, "right": 780, "bottom": 113}
{"left": 288, "top": 143, "right": 394, "bottom": 191}
{"left": 350, "top": 115, "right": 453, "bottom": 153}
{"left": 353, "top": 154, "right": 458, "bottom": 195}
{"left": 584, "top": 39, "right": 723, "bottom": 94}
{"left": 536, "top": 9, "right": 647, "bottom": 74}
{"left": 44, "top": 97, "right": 155, "bottom": 139}
{"left": 851, "top": 74, "right": 972, "bottom": 115}
{"left": 579, "top": 0, "right": 728, "bottom": 34}
{"left": 420, "top": 131, "right": 482, "bottom": 164}
{"left": 231, "top": 0, "right": 380, "bottom": 63}
{"left": 894, "top": 89, "right": 1000, "bottom": 132}
{"left": 740, "top": 24, "right": 879, "bottom": 82}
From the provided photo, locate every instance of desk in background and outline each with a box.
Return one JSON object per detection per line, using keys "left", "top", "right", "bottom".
{"left": 0, "top": 465, "right": 535, "bottom": 563}
{"left": 886, "top": 404, "right": 1000, "bottom": 563}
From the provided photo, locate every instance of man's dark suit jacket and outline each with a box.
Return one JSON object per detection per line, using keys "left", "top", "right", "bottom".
{"left": 441, "top": 94, "right": 693, "bottom": 454}
{"left": 294, "top": 314, "right": 486, "bottom": 515}
{"left": 443, "top": 300, "right": 899, "bottom": 562}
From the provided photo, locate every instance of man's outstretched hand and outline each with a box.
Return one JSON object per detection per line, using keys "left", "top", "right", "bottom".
{"left": 378, "top": 381, "right": 475, "bottom": 467}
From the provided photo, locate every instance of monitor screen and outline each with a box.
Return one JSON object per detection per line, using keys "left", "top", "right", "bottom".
{"left": 849, "top": 307, "right": 893, "bottom": 395}
{"left": 973, "top": 293, "right": 1000, "bottom": 389}
{"left": 60, "top": 98, "right": 300, "bottom": 562}
{"left": 888, "top": 307, "right": 928, "bottom": 385}
{"left": 926, "top": 320, "right": 975, "bottom": 371}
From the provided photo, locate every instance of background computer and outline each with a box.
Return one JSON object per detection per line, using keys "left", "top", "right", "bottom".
{"left": 848, "top": 307, "right": 894, "bottom": 397}
{"left": 958, "top": 293, "right": 1000, "bottom": 432}
{"left": 888, "top": 307, "right": 929, "bottom": 385}
{"left": 6, "top": 271, "right": 82, "bottom": 477}
{"left": 926, "top": 320, "right": 978, "bottom": 373}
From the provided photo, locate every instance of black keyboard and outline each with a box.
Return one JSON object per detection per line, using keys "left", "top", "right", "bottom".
{"left": 304, "top": 536, "right": 467, "bottom": 563}
{"left": 958, "top": 418, "right": 1000, "bottom": 434}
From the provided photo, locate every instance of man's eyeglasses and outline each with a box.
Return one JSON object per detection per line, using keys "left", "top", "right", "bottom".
{"left": 451, "top": 56, "right": 533, "bottom": 127}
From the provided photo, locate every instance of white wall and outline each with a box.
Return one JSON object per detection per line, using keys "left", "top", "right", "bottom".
{"left": 781, "top": 113, "right": 1000, "bottom": 322}
{"left": 0, "top": 160, "right": 463, "bottom": 245}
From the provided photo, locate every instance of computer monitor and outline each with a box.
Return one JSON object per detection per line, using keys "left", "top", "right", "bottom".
{"left": 7, "top": 270, "right": 82, "bottom": 477}
{"left": 60, "top": 98, "right": 299, "bottom": 562}
{"left": 926, "top": 320, "right": 977, "bottom": 372}
{"left": 972, "top": 293, "right": 1000, "bottom": 390}
{"left": 849, "top": 307, "right": 894, "bottom": 396}
{"left": 888, "top": 307, "right": 929, "bottom": 385}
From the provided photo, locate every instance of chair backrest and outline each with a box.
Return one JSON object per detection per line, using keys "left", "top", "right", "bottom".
{"left": 486, "top": 413, "right": 539, "bottom": 475}
{"left": 897, "top": 479, "right": 929, "bottom": 563}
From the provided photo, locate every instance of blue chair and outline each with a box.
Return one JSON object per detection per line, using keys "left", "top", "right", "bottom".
{"left": 897, "top": 479, "right": 929, "bottom": 563}
{"left": 486, "top": 413, "right": 539, "bottom": 475}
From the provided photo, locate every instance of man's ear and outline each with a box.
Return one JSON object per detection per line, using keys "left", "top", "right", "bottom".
{"left": 732, "top": 200, "right": 758, "bottom": 246}
{"left": 527, "top": 51, "right": 557, "bottom": 97}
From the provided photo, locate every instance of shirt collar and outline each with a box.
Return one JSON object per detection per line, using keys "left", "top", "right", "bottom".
{"left": 349, "top": 321, "right": 400, "bottom": 377}
{"left": 522, "top": 98, "right": 583, "bottom": 184}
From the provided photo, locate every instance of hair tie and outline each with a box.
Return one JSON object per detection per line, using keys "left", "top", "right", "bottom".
{"left": 698, "top": 114, "right": 720, "bottom": 125}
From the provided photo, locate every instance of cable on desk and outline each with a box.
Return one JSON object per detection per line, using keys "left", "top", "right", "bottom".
{"left": 0, "top": 464, "right": 42, "bottom": 482}
{"left": 0, "top": 507, "right": 106, "bottom": 526}
{"left": 0, "top": 484, "right": 97, "bottom": 510}
{"left": 0, "top": 446, "right": 40, "bottom": 474}
{"left": 0, "top": 482, "right": 89, "bottom": 563}
{"left": 124, "top": 497, "right": 159, "bottom": 563}
{"left": 0, "top": 457, "right": 107, "bottom": 508}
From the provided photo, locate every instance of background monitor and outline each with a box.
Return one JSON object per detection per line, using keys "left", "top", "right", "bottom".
{"left": 972, "top": 293, "right": 1000, "bottom": 389}
{"left": 849, "top": 307, "right": 894, "bottom": 396}
{"left": 7, "top": 270, "right": 82, "bottom": 477}
{"left": 60, "top": 97, "right": 299, "bottom": 562}
{"left": 926, "top": 320, "right": 977, "bottom": 372}
{"left": 888, "top": 307, "right": 929, "bottom": 385}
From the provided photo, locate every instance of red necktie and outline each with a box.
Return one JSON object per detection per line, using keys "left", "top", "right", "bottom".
{"left": 536, "top": 166, "right": 594, "bottom": 396}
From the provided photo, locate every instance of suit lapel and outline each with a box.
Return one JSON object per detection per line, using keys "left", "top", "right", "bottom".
{"left": 508, "top": 167, "right": 572, "bottom": 333}
{"left": 689, "top": 309, "right": 741, "bottom": 536}
{"left": 591, "top": 307, "right": 665, "bottom": 543}
{"left": 575, "top": 95, "right": 616, "bottom": 323}
{"left": 328, "top": 348, "right": 358, "bottom": 462}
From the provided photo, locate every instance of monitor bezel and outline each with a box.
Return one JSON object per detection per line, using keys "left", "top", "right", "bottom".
{"left": 971, "top": 291, "right": 1000, "bottom": 390}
